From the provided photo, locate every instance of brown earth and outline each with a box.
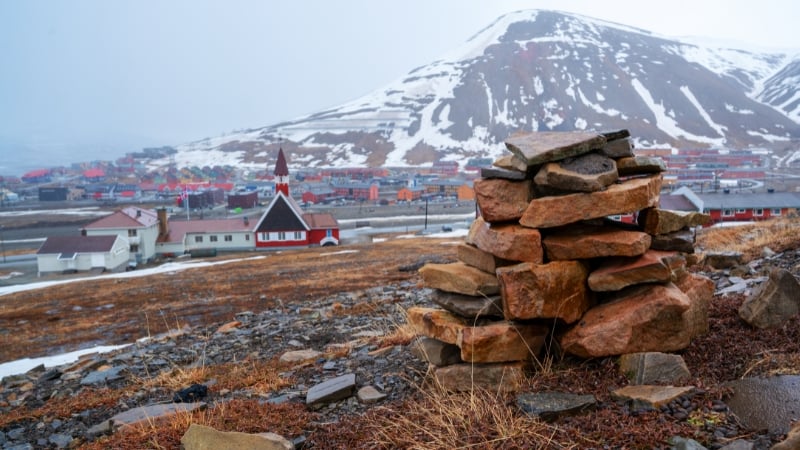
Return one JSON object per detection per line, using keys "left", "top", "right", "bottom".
{"left": 0, "top": 235, "right": 459, "bottom": 363}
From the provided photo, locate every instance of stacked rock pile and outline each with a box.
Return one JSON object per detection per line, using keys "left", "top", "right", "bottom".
{"left": 408, "top": 130, "right": 716, "bottom": 391}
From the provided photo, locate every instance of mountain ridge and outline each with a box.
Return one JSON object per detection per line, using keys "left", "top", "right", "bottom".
{"left": 144, "top": 9, "right": 800, "bottom": 173}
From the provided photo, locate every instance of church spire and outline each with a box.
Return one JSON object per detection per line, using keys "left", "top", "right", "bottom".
{"left": 274, "top": 147, "right": 290, "bottom": 196}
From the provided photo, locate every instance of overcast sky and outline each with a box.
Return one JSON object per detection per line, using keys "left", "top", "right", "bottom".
{"left": 1, "top": 0, "right": 798, "bottom": 174}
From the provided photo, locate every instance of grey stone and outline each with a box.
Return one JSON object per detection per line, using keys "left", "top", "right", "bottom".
{"left": 103, "top": 402, "right": 206, "bottom": 429}
{"left": 739, "top": 269, "right": 800, "bottom": 328}
{"left": 480, "top": 166, "right": 528, "bottom": 180}
{"left": 669, "top": 436, "right": 709, "bottom": 450}
{"left": 517, "top": 392, "right": 597, "bottom": 421}
{"left": 600, "top": 136, "right": 634, "bottom": 158}
{"left": 718, "top": 439, "right": 754, "bottom": 450}
{"left": 429, "top": 289, "right": 503, "bottom": 320}
{"left": 279, "top": 349, "right": 322, "bottom": 363}
{"left": 650, "top": 229, "right": 696, "bottom": 253}
{"left": 533, "top": 152, "right": 618, "bottom": 192}
{"left": 619, "top": 352, "right": 691, "bottom": 385}
{"left": 612, "top": 385, "right": 694, "bottom": 410}
{"left": 408, "top": 336, "right": 462, "bottom": 366}
{"left": 306, "top": 373, "right": 356, "bottom": 406}
{"left": 616, "top": 155, "right": 667, "bottom": 175}
{"left": 80, "top": 366, "right": 125, "bottom": 385}
{"left": 357, "top": 385, "right": 387, "bottom": 404}
{"left": 725, "top": 375, "right": 800, "bottom": 434}
{"left": 48, "top": 433, "right": 73, "bottom": 449}
{"left": 505, "top": 131, "right": 606, "bottom": 166}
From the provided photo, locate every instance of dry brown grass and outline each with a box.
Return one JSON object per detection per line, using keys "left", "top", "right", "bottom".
{"left": 82, "top": 399, "right": 316, "bottom": 450}
{"left": 697, "top": 217, "right": 800, "bottom": 262}
{"left": 0, "top": 386, "right": 127, "bottom": 428}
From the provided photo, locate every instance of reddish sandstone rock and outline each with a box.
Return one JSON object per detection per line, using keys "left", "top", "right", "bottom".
{"left": 520, "top": 175, "right": 662, "bottom": 228}
{"left": 406, "top": 307, "right": 467, "bottom": 345}
{"left": 419, "top": 262, "right": 499, "bottom": 296}
{"left": 459, "top": 322, "right": 548, "bottom": 363}
{"left": 496, "top": 260, "right": 591, "bottom": 324}
{"left": 673, "top": 272, "right": 714, "bottom": 337}
{"left": 466, "top": 217, "right": 543, "bottom": 263}
{"left": 638, "top": 208, "right": 711, "bottom": 235}
{"left": 457, "top": 243, "right": 513, "bottom": 274}
{"left": 560, "top": 283, "right": 693, "bottom": 358}
{"left": 474, "top": 177, "right": 533, "bottom": 222}
{"left": 433, "top": 362, "right": 528, "bottom": 392}
{"left": 588, "top": 250, "right": 674, "bottom": 292}
{"left": 543, "top": 225, "right": 651, "bottom": 260}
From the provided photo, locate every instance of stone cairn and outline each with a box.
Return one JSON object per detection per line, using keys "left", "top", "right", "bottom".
{"left": 408, "top": 130, "right": 715, "bottom": 392}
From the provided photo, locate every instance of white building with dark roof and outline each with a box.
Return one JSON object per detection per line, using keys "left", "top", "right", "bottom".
{"left": 82, "top": 206, "right": 160, "bottom": 263}
{"left": 36, "top": 235, "right": 129, "bottom": 275}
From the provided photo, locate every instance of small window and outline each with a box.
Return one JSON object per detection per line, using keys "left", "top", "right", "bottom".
{"left": 722, "top": 209, "right": 734, "bottom": 217}
{"left": 195, "top": 236, "right": 203, "bottom": 243}
{"left": 278, "top": 231, "right": 286, "bottom": 240}
{"left": 209, "top": 235, "right": 218, "bottom": 242}
{"left": 294, "top": 231, "right": 302, "bottom": 239}
{"left": 771, "top": 208, "right": 782, "bottom": 216}
{"left": 128, "top": 229, "right": 137, "bottom": 237}
{"left": 735, "top": 209, "right": 746, "bottom": 214}
{"left": 245, "top": 234, "right": 250, "bottom": 241}
{"left": 130, "top": 244, "right": 139, "bottom": 253}
{"left": 754, "top": 208, "right": 764, "bottom": 216}
{"left": 224, "top": 235, "right": 233, "bottom": 242}
{"left": 326, "top": 229, "right": 332, "bottom": 237}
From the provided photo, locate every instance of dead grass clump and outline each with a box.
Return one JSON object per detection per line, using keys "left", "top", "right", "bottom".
{"left": 83, "top": 399, "right": 315, "bottom": 450}
{"left": 697, "top": 217, "right": 800, "bottom": 262}
{"left": 309, "top": 385, "right": 562, "bottom": 449}
{"left": 141, "top": 358, "right": 293, "bottom": 396}
{"left": 379, "top": 322, "right": 417, "bottom": 348}
{"left": 0, "top": 387, "right": 125, "bottom": 428}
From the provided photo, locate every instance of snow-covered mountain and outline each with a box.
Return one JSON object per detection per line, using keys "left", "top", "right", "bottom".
{"left": 147, "top": 9, "right": 800, "bottom": 172}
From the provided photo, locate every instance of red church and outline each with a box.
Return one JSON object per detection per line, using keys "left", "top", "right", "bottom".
{"left": 253, "top": 149, "right": 340, "bottom": 248}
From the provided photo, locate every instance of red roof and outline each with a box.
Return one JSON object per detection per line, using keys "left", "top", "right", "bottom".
{"left": 274, "top": 148, "right": 289, "bottom": 176}
{"left": 302, "top": 213, "right": 339, "bottom": 229}
{"left": 83, "top": 168, "right": 105, "bottom": 178}
{"left": 22, "top": 169, "right": 51, "bottom": 178}
{"left": 84, "top": 207, "right": 159, "bottom": 229}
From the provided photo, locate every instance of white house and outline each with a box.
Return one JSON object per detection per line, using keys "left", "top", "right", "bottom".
{"left": 36, "top": 235, "right": 129, "bottom": 275}
{"left": 82, "top": 206, "right": 160, "bottom": 263}
{"left": 156, "top": 216, "right": 255, "bottom": 256}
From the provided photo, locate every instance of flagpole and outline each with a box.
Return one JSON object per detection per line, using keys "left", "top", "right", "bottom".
{"left": 185, "top": 187, "right": 190, "bottom": 221}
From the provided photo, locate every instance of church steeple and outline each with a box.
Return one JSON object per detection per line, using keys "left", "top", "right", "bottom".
{"left": 274, "top": 147, "right": 290, "bottom": 196}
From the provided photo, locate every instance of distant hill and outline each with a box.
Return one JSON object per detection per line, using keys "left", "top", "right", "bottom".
{"left": 144, "top": 9, "right": 800, "bottom": 172}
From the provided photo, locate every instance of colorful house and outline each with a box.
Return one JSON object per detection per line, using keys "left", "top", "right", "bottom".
{"left": 698, "top": 191, "right": 800, "bottom": 223}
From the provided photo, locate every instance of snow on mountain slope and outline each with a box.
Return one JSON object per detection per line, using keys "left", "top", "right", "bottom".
{"left": 146, "top": 10, "right": 800, "bottom": 172}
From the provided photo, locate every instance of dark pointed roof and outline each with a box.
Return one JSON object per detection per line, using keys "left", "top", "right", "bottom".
{"left": 274, "top": 148, "right": 289, "bottom": 177}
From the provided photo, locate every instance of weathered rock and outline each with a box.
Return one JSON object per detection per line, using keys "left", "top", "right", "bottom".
{"left": 600, "top": 136, "right": 634, "bottom": 158}
{"left": 505, "top": 131, "right": 606, "bottom": 166}
{"left": 674, "top": 272, "right": 714, "bottom": 337}
{"left": 533, "top": 153, "right": 618, "bottom": 192}
{"left": 433, "top": 362, "right": 527, "bottom": 392}
{"left": 601, "top": 129, "right": 631, "bottom": 141}
{"left": 739, "top": 268, "right": 800, "bottom": 329}
{"left": 306, "top": 373, "right": 356, "bottom": 406}
{"left": 419, "top": 262, "right": 499, "bottom": 296}
{"left": 520, "top": 175, "right": 662, "bottom": 228}
{"left": 80, "top": 366, "right": 125, "bottom": 385}
{"left": 481, "top": 165, "right": 528, "bottom": 180}
{"left": 560, "top": 283, "right": 693, "bottom": 358}
{"left": 408, "top": 336, "right": 462, "bottom": 366}
{"left": 670, "top": 437, "right": 709, "bottom": 450}
{"left": 473, "top": 178, "right": 532, "bottom": 222}
{"left": 357, "top": 385, "right": 387, "bottom": 404}
{"left": 181, "top": 423, "right": 293, "bottom": 450}
{"left": 95, "top": 402, "right": 207, "bottom": 432}
{"left": 456, "top": 243, "right": 513, "bottom": 275}
{"left": 638, "top": 208, "right": 711, "bottom": 235}
{"left": 611, "top": 385, "right": 695, "bottom": 409}
{"left": 496, "top": 261, "right": 591, "bottom": 324}
{"left": 650, "top": 229, "right": 696, "bottom": 253}
{"left": 543, "top": 225, "right": 651, "bottom": 260}
{"left": 215, "top": 320, "right": 242, "bottom": 334}
{"left": 704, "top": 251, "right": 743, "bottom": 270}
{"left": 588, "top": 250, "right": 673, "bottom": 292}
{"left": 517, "top": 392, "right": 597, "bottom": 421}
{"left": 772, "top": 420, "right": 800, "bottom": 450}
{"left": 618, "top": 352, "right": 691, "bottom": 385}
{"left": 493, "top": 154, "right": 529, "bottom": 173}
{"left": 429, "top": 289, "right": 504, "bottom": 320}
{"left": 279, "top": 349, "right": 322, "bottom": 363}
{"left": 466, "top": 217, "right": 543, "bottom": 263}
{"left": 406, "top": 307, "right": 466, "bottom": 345}
{"left": 616, "top": 156, "right": 667, "bottom": 175}
{"left": 459, "top": 322, "right": 548, "bottom": 363}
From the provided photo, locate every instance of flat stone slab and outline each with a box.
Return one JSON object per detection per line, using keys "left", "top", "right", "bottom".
{"left": 357, "top": 385, "right": 387, "bottom": 404}
{"left": 181, "top": 423, "right": 293, "bottom": 450}
{"left": 725, "top": 375, "right": 800, "bottom": 434}
{"left": 543, "top": 225, "right": 651, "bottom": 261}
{"left": 430, "top": 289, "right": 504, "bottom": 319}
{"left": 533, "top": 152, "right": 618, "bottom": 192}
{"left": 600, "top": 136, "right": 634, "bottom": 158}
{"left": 481, "top": 166, "right": 528, "bottom": 180}
{"left": 80, "top": 366, "right": 125, "bottom": 385}
{"left": 306, "top": 373, "right": 357, "bottom": 406}
{"left": 611, "top": 385, "right": 694, "bottom": 409}
{"left": 616, "top": 156, "right": 667, "bottom": 175}
{"left": 517, "top": 391, "right": 597, "bottom": 421}
{"left": 618, "top": 352, "right": 691, "bottom": 385}
{"left": 474, "top": 177, "right": 532, "bottom": 222}
{"left": 98, "top": 402, "right": 207, "bottom": 431}
{"left": 419, "top": 261, "right": 500, "bottom": 296}
{"left": 505, "top": 131, "right": 606, "bottom": 166}
{"left": 433, "top": 362, "right": 527, "bottom": 392}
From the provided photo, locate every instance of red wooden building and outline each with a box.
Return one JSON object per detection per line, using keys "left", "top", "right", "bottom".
{"left": 697, "top": 192, "right": 800, "bottom": 224}
{"left": 253, "top": 148, "right": 339, "bottom": 248}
